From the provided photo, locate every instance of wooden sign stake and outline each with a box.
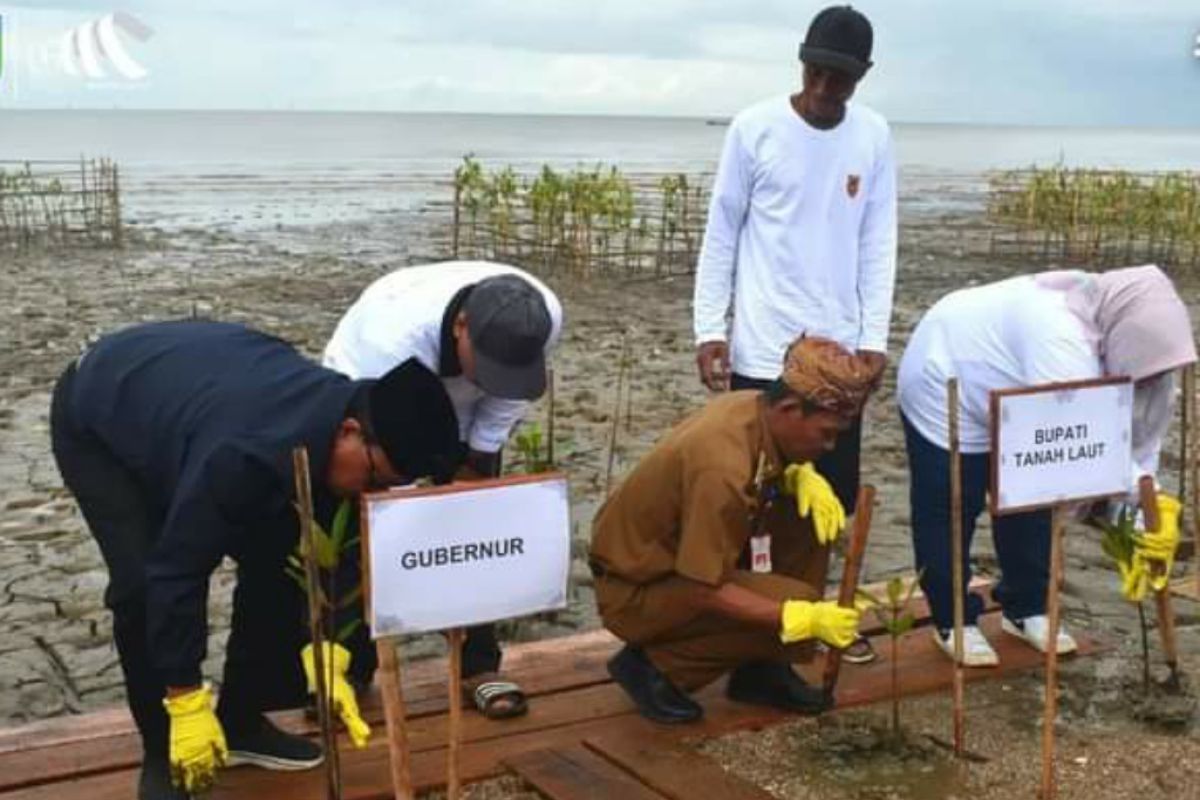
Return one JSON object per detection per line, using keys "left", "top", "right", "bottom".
{"left": 292, "top": 447, "right": 342, "bottom": 800}
{"left": 447, "top": 628, "right": 466, "bottom": 800}
{"left": 948, "top": 378, "right": 966, "bottom": 757}
{"left": 376, "top": 639, "right": 415, "bottom": 800}
{"left": 821, "top": 484, "right": 876, "bottom": 700}
{"left": 361, "top": 491, "right": 415, "bottom": 800}
{"left": 1040, "top": 504, "right": 1067, "bottom": 800}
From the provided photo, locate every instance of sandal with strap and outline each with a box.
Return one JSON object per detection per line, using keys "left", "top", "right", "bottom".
{"left": 463, "top": 674, "right": 528, "bottom": 720}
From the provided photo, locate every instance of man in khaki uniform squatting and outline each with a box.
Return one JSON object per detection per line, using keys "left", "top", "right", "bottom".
{"left": 590, "top": 336, "right": 872, "bottom": 723}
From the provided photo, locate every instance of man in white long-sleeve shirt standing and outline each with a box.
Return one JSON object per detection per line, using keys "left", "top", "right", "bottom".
{"left": 694, "top": 4, "right": 896, "bottom": 517}
{"left": 324, "top": 260, "right": 564, "bottom": 719}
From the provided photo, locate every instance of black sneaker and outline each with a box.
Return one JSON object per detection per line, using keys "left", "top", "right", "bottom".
{"left": 223, "top": 715, "right": 324, "bottom": 771}
{"left": 138, "top": 757, "right": 190, "bottom": 800}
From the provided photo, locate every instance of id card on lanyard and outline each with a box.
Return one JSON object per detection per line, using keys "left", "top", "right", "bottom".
{"left": 750, "top": 533, "right": 772, "bottom": 573}
{"left": 749, "top": 451, "right": 777, "bottom": 573}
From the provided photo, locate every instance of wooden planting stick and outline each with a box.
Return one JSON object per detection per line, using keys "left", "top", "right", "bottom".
{"left": 446, "top": 628, "right": 465, "bottom": 800}
{"left": 376, "top": 640, "right": 415, "bottom": 800}
{"left": 948, "top": 378, "right": 966, "bottom": 757}
{"left": 1040, "top": 504, "right": 1067, "bottom": 800}
{"left": 821, "top": 484, "right": 876, "bottom": 701}
{"left": 604, "top": 333, "right": 631, "bottom": 497}
{"left": 292, "top": 447, "right": 342, "bottom": 800}
{"left": 1139, "top": 475, "right": 1180, "bottom": 684}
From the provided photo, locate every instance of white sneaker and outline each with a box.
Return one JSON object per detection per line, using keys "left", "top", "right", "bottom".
{"left": 1002, "top": 615, "right": 1078, "bottom": 655}
{"left": 933, "top": 625, "right": 999, "bottom": 667}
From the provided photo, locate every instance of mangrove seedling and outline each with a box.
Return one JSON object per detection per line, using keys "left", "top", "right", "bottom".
{"left": 285, "top": 498, "right": 364, "bottom": 645}
{"left": 514, "top": 421, "right": 554, "bottom": 474}
{"left": 857, "top": 574, "right": 923, "bottom": 737}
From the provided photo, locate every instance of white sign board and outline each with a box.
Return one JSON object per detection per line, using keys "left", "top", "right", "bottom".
{"left": 990, "top": 378, "right": 1133, "bottom": 514}
{"left": 364, "top": 474, "right": 570, "bottom": 637}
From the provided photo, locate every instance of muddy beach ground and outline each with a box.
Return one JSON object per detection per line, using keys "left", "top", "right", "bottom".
{"left": 1, "top": 204, "right": 1198, "bottom": 797}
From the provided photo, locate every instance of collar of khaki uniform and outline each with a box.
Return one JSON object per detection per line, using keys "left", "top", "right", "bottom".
{"left": 753, "top": 395, "right": 786, "bottom": 487}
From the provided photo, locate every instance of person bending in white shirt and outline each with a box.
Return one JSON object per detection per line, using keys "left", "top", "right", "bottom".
{"left": 897, "top": 265, "right": 1195, "bottom": 667}
{"left": 325, "top": 260, "right": 564, "bottom": 718}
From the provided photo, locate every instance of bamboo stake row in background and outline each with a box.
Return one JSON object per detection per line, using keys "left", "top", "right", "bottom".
{"left": 0, "top": 159, "right": 122, "bottom": 248}
{"left": 988, "top": 167, "right": 1200, "bottom": 269}
{"left": 449, "top": 156, "right": 712, "bottom": 277}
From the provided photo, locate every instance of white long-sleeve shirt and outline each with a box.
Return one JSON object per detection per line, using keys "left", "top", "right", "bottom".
{"left": 324, "top": 261, "right": 563, "bottom": 453}
{"left": 693, "top": 96, "right": 898, "bottom": 379}
{"left": 897, "top": 275, "right": 1170, "bottom": 491}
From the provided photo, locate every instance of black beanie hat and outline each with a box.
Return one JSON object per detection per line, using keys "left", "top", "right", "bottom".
{"left": 367, "top": 358, "right": 462, "bottom": 484}
{"left": 799, "top": 5, "right": 873, "bottom": 79}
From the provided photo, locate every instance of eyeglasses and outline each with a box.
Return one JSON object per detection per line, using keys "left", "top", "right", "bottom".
{"left": 363, "top": 437, "right": 385, "bottom": 491}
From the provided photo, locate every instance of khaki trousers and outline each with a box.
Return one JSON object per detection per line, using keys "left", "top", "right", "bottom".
{"left": 596, "top": 537, "right": 829, "bottom": 690}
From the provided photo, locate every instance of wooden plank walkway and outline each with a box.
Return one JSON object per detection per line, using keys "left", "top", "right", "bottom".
{"left": 0, "top": 578, "right": 1095, "bottom": 800}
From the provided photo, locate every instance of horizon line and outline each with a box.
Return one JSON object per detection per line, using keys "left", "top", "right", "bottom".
{"left": 2, "top": 106, "right": 1199, "bottom": 131}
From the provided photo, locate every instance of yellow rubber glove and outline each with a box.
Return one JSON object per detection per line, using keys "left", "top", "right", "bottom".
{"left": 780, "top": 600, "right": 861, "bottom": 648}
{"left": 301, "top": 642, "right": 371, "bottom": 748}
{"left": 1139, "top": 493, "right": 1182, "bottom": 592}
{"left": 1118, "top": 556, "right": 1151, "bottom": 602}
{"left": 782, "top": 463, "right": 847, "bottom": 545}
{"left": 163, "top": 684, "right": 227, "bottom": 792}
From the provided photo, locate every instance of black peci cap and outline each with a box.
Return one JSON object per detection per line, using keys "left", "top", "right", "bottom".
{"left": 464, "top": 275, "right": 552, "bottom": 401}
{"left": 368, "top": 358, "right": 462, "bottom": 483}
{"left": 799, "top": 5, "right": 874, "bottom": 80}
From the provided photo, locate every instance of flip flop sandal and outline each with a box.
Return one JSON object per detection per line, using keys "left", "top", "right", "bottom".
{"left": 467, "top": 679, "right": 528, "bottom": 720}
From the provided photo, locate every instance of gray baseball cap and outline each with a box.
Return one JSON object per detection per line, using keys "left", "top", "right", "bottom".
{"left": 465, "top": 275, "right": 552, "bottom": 400}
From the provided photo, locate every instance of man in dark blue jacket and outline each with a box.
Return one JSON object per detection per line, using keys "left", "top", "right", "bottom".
{"left": 50, "top": 320, "right": 462, "bottom": 799}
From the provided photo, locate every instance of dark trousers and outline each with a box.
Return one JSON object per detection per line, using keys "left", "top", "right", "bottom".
{"left": 730, "top": 373, "right": 862, "bottom": 514}
{"left": 902, "top": 413, "right": 1051, "bottom": 630}
{"left": 50, "top": 365, "right": 308, "bottom": 758}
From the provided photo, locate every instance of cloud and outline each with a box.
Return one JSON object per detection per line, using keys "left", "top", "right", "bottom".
{"left": 0, "top": 1, "right": 1197, "bottom": 125}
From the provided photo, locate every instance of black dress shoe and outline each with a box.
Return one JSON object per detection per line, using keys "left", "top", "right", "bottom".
{"left": 607, "top": 645, "right": 703, "bottom": 724}
{"left": 138, "top": 757, "right": 190, "bottom": 800}
{"left": 726, "top": 661, "right": 832, "bottom": 715}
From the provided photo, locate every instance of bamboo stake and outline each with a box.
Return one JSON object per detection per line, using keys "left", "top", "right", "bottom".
{"left": 292, "top": 447, "right": 341, "bottom": 800}
{"left": 110, "top": 161, "right": 123, "bottom": 248}
{"left": 1040, "top": 504, "right": 1066, "bottom": 800}
{"left": 821, "top": 484, "right": 876, "bottom": 701}
{"left": 377, "top": 639, "right": 415, "bottom": 800}
{"left": 948, "top": 378, "right": 966, "bottom": 757}
{"left": 1184, "top": 363, "right": 1199, "bottom": 596}
{"left": 446, "top": 628, "right": 465, "bottom": 800}
{"left": 604, "top": 332, "right": 631, "bottom": 497}
{"left": 624, "top": 340, "right": 635, "bottom": 434}
{"left": 451, "top": 181, "right": 461, "bottom": 259}
{"left": 546, "top": 365, "right": 556, "bottom": 467}
{"left": 1182, "top": 365, "right": 1191, "bottom": 515}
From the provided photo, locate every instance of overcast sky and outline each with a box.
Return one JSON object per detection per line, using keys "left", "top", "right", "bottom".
{"left": 1, "top": 1, "right": 1198, "bottom": 125}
